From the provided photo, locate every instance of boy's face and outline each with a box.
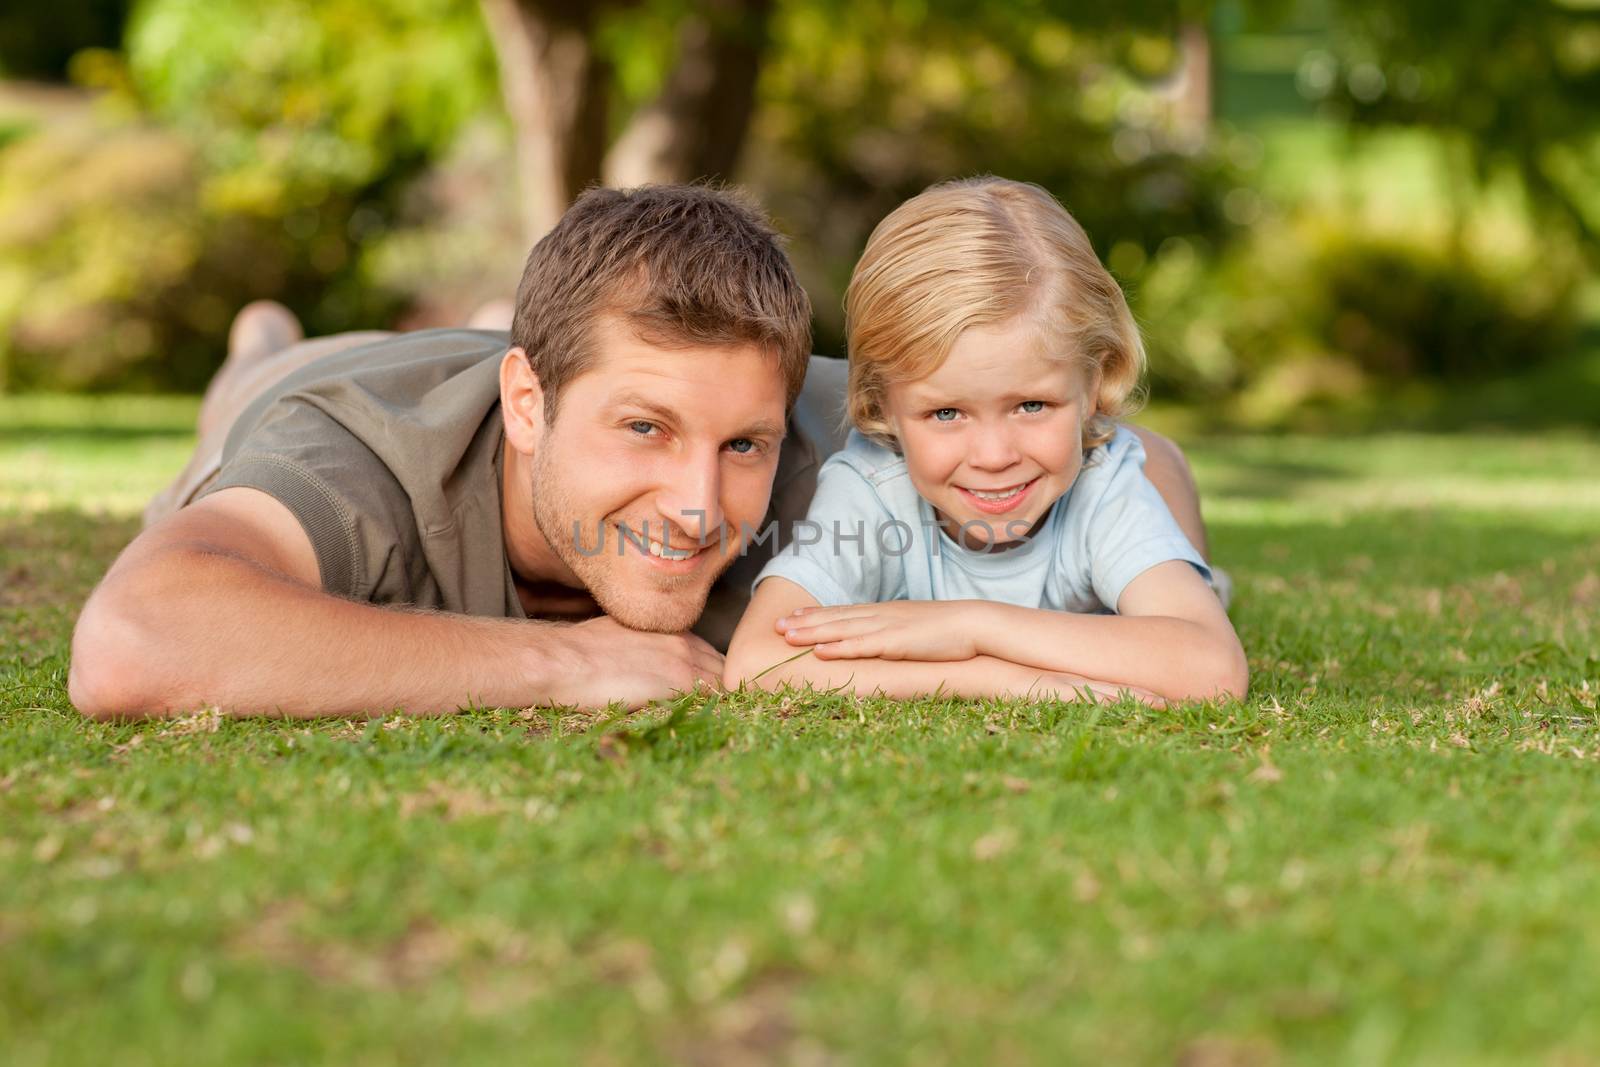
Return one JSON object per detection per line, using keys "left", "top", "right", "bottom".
{"left": 884, "top": 315, "right": 1094, "bottom": 550}
{"left": 507, "top": 316, "right": 789, "bottom": 631}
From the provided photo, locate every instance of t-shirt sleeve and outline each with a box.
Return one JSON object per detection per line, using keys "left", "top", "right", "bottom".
{"left": 1080, "top": 432, "right": 1211, "bottom": 612}
{"left": 753, "top": 456, "right": 902, "bottom": 607}
{"left": 197, "top": 399, "right": 425, "bottom": 603}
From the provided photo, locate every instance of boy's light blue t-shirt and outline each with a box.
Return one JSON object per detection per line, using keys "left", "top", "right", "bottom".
{"left": 755, "top": 425, "right": 1209, "bottom": 614}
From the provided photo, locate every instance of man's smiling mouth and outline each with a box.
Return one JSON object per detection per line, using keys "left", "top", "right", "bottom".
{"left": 645, "top": 537, "right": 697, "bottom": 560}
{"left": 609, "top": 521, "right": 711, "bottom": 563}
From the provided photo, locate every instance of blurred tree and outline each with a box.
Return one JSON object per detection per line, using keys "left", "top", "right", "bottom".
{"left": 0, "top": 0, "right": 500, "bottom": 390}
{"left": 746, "top": 0, "right": 1240, "bottom": 350}
{"left": 127, "top": 0, "right": 497, "bottom": 219}
{"left": 1291, "top": 0, "right": 1600, "bottom": 258}
{"left": 479, "top": 0, "right": 773, "bottom": 238}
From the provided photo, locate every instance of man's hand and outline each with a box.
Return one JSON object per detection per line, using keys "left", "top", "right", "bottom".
{"left": 547, "top": 616, "right": 724, "bottom": 710}
{"left": 774, "top": 600, "right": 985, "bottom": 661}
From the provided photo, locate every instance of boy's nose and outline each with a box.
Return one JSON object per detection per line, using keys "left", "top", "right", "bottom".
{"left": 967, "top": 426, "right": 1022, "bottom": 471}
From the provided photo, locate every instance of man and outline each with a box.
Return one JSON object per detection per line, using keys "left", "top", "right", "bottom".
{"left": 69, "top": 184, "right": 1210, "bottom": 719}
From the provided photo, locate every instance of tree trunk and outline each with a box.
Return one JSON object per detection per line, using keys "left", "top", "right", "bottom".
{"left": 479, "top": 0, "right": 612, "bottom": 241}
{"left": 604, "top": 0, "right": 773, "bottom": 187}
{"left": 1169, "top": 21, "right": 1212, "bottom": 149}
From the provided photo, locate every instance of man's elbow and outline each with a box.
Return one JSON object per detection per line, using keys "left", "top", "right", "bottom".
{"left": 68, "top": 589, "right": 163, "bottom": 720}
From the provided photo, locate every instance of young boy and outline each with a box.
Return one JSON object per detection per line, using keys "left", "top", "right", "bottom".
{"left": 724, "top": 178, "right": 1246, "bottom": 705}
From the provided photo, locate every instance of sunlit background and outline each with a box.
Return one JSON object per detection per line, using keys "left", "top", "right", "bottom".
{"left": 1, "top": 0, "right": 1597, "bottom": 430}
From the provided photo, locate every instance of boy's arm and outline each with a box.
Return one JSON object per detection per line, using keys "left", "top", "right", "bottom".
{"left": 68, "top": 487, "right": 722, "bottom": 719}
{"left": 773, "top": 561, "right": 1246, "bottom": 703}
{"left": 724, "top": 577, "right": 1157, "bottom": 703}
{"left": 976, "top": 561, "right": 1246, "bottom": 701}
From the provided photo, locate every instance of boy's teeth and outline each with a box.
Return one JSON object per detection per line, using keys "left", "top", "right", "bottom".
{"left": 969, "top": 485, "right": 1023, "bottom": 500}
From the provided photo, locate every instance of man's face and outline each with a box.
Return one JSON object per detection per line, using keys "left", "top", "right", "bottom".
{"left": 527, "top": 318, "right": 788, "bottom": 631}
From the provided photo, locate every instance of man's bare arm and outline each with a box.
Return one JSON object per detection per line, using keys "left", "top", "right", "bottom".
{"left": 69, "top": 487, "right": 720, "bottom": 719}
{"left": 723, "top": 577, "right": 1158, "bottom": 704}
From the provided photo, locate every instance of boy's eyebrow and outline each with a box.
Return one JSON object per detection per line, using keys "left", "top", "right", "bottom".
{"left": 902, "top": 385, "right": 1076, "bottom": 406}
{"left": 608, "top": 391, "right": 785, "bottom": 440}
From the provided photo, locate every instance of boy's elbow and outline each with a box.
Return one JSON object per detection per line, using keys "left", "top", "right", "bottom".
{"left": 1163, "top": 639, "right": 1248, "bottom": 705}
{"left": 1202, "top": 641, "right": 1249, "bottom": 702}
{"left": 1219, "top": 654, "right": 1250, "bottom": 701}
{"left": 721, "top": 642, "right": 789, "bottom": 693}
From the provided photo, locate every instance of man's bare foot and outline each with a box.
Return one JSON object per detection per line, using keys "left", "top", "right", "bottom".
{"left": 466, "top": 298, "right": 514, "bottom": 331}
{"left": 198, "top": 301, "right": 306, "bottom": 438}
{"left": 228, "top": 300, "right": 304, "bottom": 362}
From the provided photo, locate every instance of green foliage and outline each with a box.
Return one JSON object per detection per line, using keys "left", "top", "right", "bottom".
{"left": 1290, "top": 0, "right": 1600, "bottom": 254}
{"left": 1133, "top": 123, "right": 1590, "bottom": 422}
{"left": 0, "top": 0, "right": 497, "bottom": 391}
{"left": 1142, "top": 219, "right": 1583, "bottom": 403}
{"left": 749, "top": 2, "right": 1243, "bottom": 351}
{"left": 1308, "top": 237, "right": 1579, "bottom": 381}
{"left": 0, "top": 119, "right": 404, "bottom": 391}
{"left": 126, "top": 0, "right": 496, "bottom": 216}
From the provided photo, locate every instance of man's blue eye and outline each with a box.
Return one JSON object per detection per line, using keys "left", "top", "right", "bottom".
{"left": 1019, "top": 400, "right": 1046, "bottom": 414}
{"left": 728, "top": 438, "right": 755, "bottom": 454}
{"left": 932, "top": 408, "right": 959, "bottom": 422}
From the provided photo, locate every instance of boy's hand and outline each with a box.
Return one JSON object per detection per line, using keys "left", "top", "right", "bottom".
{"left": 775, "top": 601, "right": 985, "bottom": 661}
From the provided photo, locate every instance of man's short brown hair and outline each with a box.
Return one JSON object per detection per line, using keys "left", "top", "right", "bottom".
{"left": 511, "top": 184, "right": 813, "bottom": 419}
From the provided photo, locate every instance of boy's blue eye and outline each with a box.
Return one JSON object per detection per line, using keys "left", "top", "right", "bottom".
{"left": 728, "top": 438, "right": 755, "bottom": 454}
{"left": 932, "top": 408, "right": 960, "bottom": 422}
{"left": 629, "top": 420, "right": 657, "bottom": 436}
{"left": 1019, "top": 400, "right": 1046, "bottom": 414}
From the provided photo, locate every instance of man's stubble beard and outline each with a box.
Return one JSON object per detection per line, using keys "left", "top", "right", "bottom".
{"left": 528, "top": 447, "right": 733, "bottom": 632}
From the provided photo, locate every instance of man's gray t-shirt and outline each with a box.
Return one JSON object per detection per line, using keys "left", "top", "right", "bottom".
{"left": 200, "top": 329, "right": 849, "bottom": 650}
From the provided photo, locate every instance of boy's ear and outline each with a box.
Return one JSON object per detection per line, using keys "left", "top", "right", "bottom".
{"left": 500, "top": 346, "right": 546, "bottom": 456}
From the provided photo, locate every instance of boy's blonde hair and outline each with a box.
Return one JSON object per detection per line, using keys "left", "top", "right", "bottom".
{"left": 844, "top": 177, "right": 1144, "bottom": 450}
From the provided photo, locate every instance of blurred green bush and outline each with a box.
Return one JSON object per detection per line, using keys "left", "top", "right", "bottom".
{"left": 1, "top": 0, "right": 1593, "bottom": 425}
{"left": 747, "top": 4, "right": 1242, "bottom": 354}
{"left": 0, "top": 0, "right": 494, "bottom": 391}
{"left": 1137, "top": 200, "right": 1586, "bottom": 425}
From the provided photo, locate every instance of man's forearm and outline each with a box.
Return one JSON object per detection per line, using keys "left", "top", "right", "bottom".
{"left": 71, "top": 546, "right": 582, "bottom": 718}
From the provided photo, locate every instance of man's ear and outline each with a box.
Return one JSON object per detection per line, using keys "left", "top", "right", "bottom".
{"left": 500, "top": 346, "right": 546, "bottom": 456}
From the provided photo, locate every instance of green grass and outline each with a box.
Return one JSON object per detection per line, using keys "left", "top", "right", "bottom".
{"left": 3, "top": 395, "right": 1599, "bottom": 1066}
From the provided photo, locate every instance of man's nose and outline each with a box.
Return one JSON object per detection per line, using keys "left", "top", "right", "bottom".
{"left": 655, "top": 449, "right": 725, "bottom": 545}
{"left": 968, "top": 422, "right": 1022, "bottom": 471}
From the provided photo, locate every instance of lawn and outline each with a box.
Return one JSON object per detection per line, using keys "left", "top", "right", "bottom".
{"left": 2, "top": 395, "right": 1598, "bottom": 1066}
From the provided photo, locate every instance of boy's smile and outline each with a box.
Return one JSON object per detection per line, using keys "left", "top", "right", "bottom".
{"left": 955, "top": 476, "right": 1040, "bottom": 514}
{"left": 884, "top": 314, "right": 1095, "bottom": 550}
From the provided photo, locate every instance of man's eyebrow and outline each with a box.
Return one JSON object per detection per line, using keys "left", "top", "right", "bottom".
{"left": 608, "top": 391, "right": 682, "bottom": 424}
{"left": 608, "top": 392, "right": 785, "bottom": 440}
{"left": 736, "top": 419, "right": 787, "bottom": 441}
